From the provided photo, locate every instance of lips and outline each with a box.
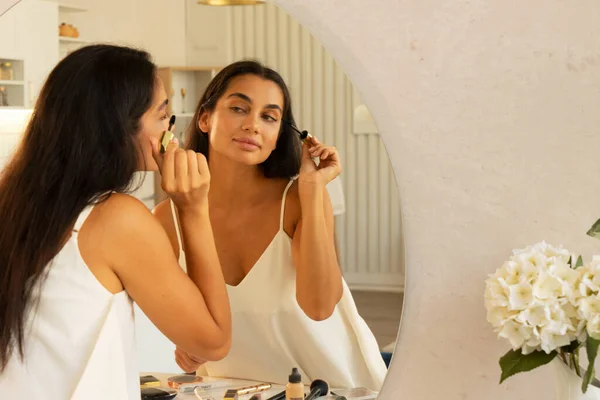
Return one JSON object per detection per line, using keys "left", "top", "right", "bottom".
{"left": 233, "top": 137, "right": 260, "bottom": 149}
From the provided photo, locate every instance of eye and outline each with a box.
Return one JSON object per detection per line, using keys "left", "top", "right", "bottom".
{"left": 160, "top": 112, "right": 170, "bottom": 121}
{"left": 262, "top": 114, "right": 278, "bottom": 123}
{"left": 230, "top": 106, "right": 246, "bottom": 113}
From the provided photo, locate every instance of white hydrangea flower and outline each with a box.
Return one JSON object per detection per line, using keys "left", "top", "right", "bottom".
{"left": 578, "top": 256, "right": 600, "bottom": 295}
{"left": 574, "top": 256, "right": 600, "bottom": 341}
{"left": 578, "top": 297, "right": 600, "bottom": 321}
{"left": 498, "top": 320, "right": 534, "bottom": 349}
{"left": 532, "top": 271, "right": 563, "bottom": 303}
{"left": 508, "top": 282, "right": 534, "bottom": 310}
{"left": 485, "top": 241, "right": 584, "bottom": 354}
{"left": 516, "top": 306, "right": 546, "bottom": 327}
{"left": 539, "top": 328, "right": 573, "bottom": 353}
{"left": 586, "top": 314, "right": 600, "bottom": 340}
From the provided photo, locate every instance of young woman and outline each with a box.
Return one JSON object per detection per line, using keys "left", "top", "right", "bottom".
{"left": 154, "top": 60, "right": 387, "bottom": 391}
{"left": 0, "top": 44, "right": 231, "bottom": 399}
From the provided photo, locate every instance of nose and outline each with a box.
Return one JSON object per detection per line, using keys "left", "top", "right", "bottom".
{"left": 241, "top": 112, "right": 260, "bottom": 134}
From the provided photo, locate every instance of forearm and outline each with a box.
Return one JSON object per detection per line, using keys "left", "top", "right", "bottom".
{"left": 179, "top": 208, "right": 231, "bottom": 333}
{"left": 333, "top": 229, "right": 341, "bottom": 264}
{"left": 296, "top": 186, "right": 343, "bottom": 320}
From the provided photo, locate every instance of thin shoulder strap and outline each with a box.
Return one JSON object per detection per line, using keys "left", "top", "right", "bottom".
{"left": 73, "top": 205, "right": 95, "bottom": 232}
{"left": 170, "top": 199, "right": 184, "bottom": 253}
{"left": 73, "top": 191, "right": 115, "bottom": 232}
{"left": 279, "top": 178, "right": 295, "bottom": 230}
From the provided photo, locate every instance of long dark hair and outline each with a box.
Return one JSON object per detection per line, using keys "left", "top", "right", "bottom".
{"left": 0, "top": 44, "right": 157, "bottom": 371}
{"left": 185, "top": 60, "right": 302, "bottom": 179}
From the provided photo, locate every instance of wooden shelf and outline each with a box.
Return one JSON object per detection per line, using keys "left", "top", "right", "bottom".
{"left": 0, "top": 59, "right": 25, "bottom": 82}
{"left": 59, "top": 37, "right": 90, "bottom": 44}
{"left": 0, "top": 80, "right": 24, "bottom": 86}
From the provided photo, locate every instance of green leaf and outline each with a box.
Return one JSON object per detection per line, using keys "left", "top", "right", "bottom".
{"left": 574, "top": 349, "right": 582, "bottom": 377}
{"left": 568, "top": 255, "right": 573, "bottom": 268}
{"left": 583, "top": 337, "right": 600, "bottom": 393}
{"left": 499, "top": 348, "right": 557, "bottom": 383}
{"left": 587, "top": 219, "right": 600, "bottom": 240}
{"left": 562, "top": 340, "right": 583, "bottom": 353}
{"left": 576, "top": 255, "right": 584, "bottom": 269}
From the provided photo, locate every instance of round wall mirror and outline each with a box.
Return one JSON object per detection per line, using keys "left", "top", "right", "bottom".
{"left": 0, "top": 0, "right": 405, "bottom": 397}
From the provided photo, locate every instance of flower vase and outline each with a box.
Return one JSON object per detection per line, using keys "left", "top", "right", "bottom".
{"left": 553, "top": 359, "right": 600, "bottom": 400}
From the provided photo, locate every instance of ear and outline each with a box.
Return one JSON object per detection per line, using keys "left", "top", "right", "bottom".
{"left": 198, "top": 110, "right": 211, "bottom": 133}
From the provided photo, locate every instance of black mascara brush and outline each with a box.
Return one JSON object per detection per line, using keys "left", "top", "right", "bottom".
{"left": 283, "top": 119, "right": 310, "bottom": 141}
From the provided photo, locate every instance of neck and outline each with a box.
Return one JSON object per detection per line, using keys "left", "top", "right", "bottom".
{"left": 208, "top": 151, "right": 267, "bottom": 209}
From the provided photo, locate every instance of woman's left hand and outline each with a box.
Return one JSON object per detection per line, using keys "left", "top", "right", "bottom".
{"left": 174, "top": 346, "right": 206, "bottom": 373}
{"left": 298, "top": 136, "right": 342, "bottom": 186}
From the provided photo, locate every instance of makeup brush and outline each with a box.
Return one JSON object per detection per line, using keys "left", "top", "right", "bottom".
{"left": 305, "top": 379, "right": 329, "bottom": 400}
{"left": 264, "top": 390, "right": 285, "bottom": 400}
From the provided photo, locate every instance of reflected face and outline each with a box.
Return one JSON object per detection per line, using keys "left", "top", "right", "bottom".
{"left": 199, "top": 74, "right": 284, "bottom": 165}
{"left": 137, "top": 78, "right": 170, "bottom": 171}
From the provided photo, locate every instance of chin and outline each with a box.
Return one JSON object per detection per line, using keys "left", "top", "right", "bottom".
{"left": 234, "top": 153, "right": 269, "bottom": 166}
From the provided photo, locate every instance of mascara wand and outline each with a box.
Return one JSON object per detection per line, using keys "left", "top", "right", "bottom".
{"left": 283, "top": 119, "right": 310, "bottom": 141}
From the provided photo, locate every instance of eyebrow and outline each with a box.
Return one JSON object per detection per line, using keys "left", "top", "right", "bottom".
{"left": 157, "top": 98, "right": 168, "bottom": 111}
{"left": 227, "top": 92, "right": 282, "bottom": 113}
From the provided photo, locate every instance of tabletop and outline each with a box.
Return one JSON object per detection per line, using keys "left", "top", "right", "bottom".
{"left": 143, "top": 372, "right": 282, "bottom": 399}
{"left": 141, "top": 372, "right": 355, "bottom": 399}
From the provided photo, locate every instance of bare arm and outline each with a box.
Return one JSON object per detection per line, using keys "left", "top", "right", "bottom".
{"left": 177, "top": 207, "right": 230, "bottom": 342}
{"left": 105, "top": 195, "right": 230, "bottom": 361}
{"left": 152, "top": 200, "right": 181, "bottom": 260}
{"left": 292, "top": 136, "right": 344, "bottom": 321}
{"left": 292, "top": 184, "right": 343, "bottom": 321}
{"left": 111, "top": 140, "right": 231, "bottom": 361}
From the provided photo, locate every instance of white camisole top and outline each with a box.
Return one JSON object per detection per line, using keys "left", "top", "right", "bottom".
{"left": 0, "top": 205, "right": 139, "bottom": 399}
{"left": 170, "top": 178, "right": 387, "bottom": 390}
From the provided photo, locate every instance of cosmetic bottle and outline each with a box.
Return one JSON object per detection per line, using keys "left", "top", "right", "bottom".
{"left": 285, "top": 368, "right": 304, "bottom": 400}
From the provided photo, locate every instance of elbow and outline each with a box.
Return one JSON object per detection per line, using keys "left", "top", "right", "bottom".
{"left": 298, "top": 294, "right": 340, "bottom": 322}
{"left": 204, "top": 337, "right": 231, "bottom": 361}
{"left": 305, "top": 307, "right": 335, "bottom": 322}
{"left": 190, "top": 331, "right": 232, "bottom": 362}
{"left": 297, "top": 279, "right": 344, "bottom": 321}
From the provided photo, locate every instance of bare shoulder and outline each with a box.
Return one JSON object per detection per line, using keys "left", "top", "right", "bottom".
{"left": 91, "top": 192, "right": 155, "bottom": 231}
{"left": 84, "top": 193, "right": 171, "bottom": 252}
{"left": 78, "top": 193, "right": 167, "bottom": 289}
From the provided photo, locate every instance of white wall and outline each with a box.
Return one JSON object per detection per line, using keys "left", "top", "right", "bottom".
{"left": 185, "top": 0, "right": 230, "bottom": 66}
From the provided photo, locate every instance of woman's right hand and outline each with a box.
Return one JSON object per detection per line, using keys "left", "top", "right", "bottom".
{"left": 174, "top": 346, "right": 206, "bottom": 373}
{"left": 150, "top": 135, "right": 210, "bottom": 213}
